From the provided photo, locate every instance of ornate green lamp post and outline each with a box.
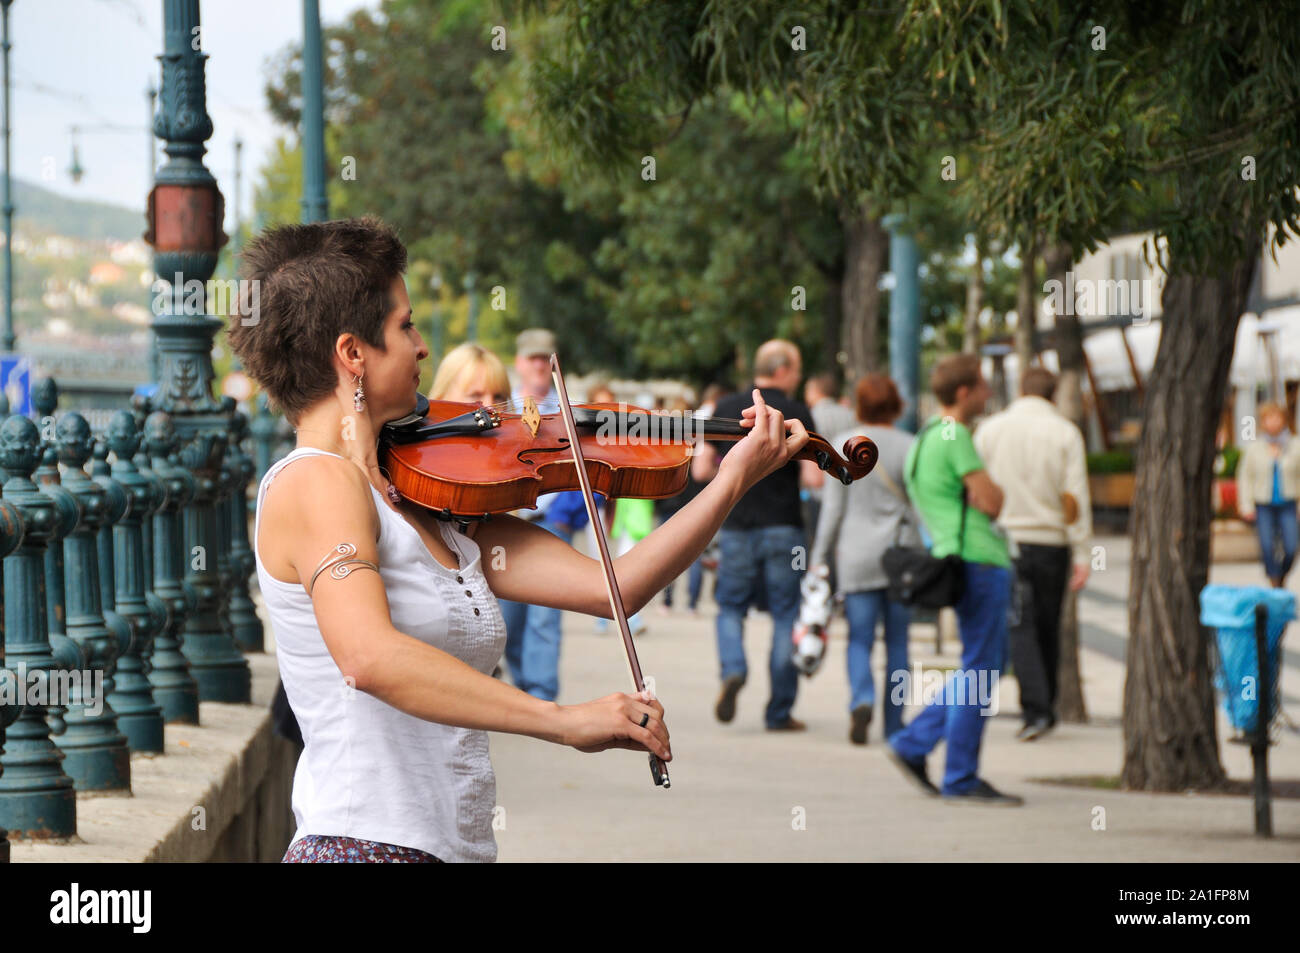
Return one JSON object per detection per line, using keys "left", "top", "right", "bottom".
{"left": 465, "top": 271, "right": 478, "bottom": 343}
{"left": 301, "top": 0, "right": 327, "bottom": 223}
{"left": 883, "top": 213, "right": 921, "bottom": 434}
{"left": 1, "top": 0, "right": 15, "bottom": 353}
{"left": 145, "top": 0, "right": 248, "bottom": 703}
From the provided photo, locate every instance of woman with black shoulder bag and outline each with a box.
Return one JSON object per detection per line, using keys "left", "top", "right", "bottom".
{"left": 810, "top": 375, "right": 920, "bottom": 745}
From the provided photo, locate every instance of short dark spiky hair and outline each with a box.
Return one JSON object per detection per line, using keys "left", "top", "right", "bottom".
{"left": 229, "top": 216, "right": 408, "bottom": 422}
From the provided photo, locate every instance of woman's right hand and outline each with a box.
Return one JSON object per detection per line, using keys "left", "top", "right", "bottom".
{"left": 557, "top": 691, "right": 671, "bottom": 761}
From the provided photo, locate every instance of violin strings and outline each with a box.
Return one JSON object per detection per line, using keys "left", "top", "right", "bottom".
{"left": 469, "top": 395, "right": 745, "bottom": 426}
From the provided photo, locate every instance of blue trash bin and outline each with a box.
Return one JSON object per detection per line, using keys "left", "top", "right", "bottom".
{"left": 1198, "top": 585, "right": 1293, "bottom": 735}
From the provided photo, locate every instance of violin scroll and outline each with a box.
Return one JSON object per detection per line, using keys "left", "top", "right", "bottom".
{"left": 840, "top": 436, "right": 880, "bottom": 484}
{"left": 795, "top": 432, "right": 879, "bottom": 486}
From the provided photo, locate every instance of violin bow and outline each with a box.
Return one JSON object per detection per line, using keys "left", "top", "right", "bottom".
{"left": 549, "top": 354, "right": 670, "bottom": 789}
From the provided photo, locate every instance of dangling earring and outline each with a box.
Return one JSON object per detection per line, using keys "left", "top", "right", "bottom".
{"left": 353, "top": 373, "right": 366, "bottom": 412}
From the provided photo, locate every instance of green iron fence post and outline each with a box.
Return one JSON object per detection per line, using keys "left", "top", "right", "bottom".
{"left": 226, "top": 409, "right": 261, "bottom": 651}
{"left": 250, "top": 393, "right": 276, "bottom": 481}
{"left": 0, "top": 494, "right": 22, "bottom": 861}
{"left": 52, "top": 412, "right": 133, "bottom": 788}
{"left": 33, "top": 427, "right": 80, "bottom": 748}
{"left": 215, "top": 396, "right": 235, "bottom": 655}
{"left": 144, "top": 411, "right": 199, "bottom": 723}
{"left": 131, "top": 406, "right": 174, "bottom": 726}
{"left": 91, "top": 441, "right": 137, "bottom": 748}
{"left": 177, "top": 431, "right": 248, "bottom": 701}
{"left": 106, "top": 411, "right": 165, "bottom": 751}
{"left": 0, "top": 415, "right": 81, "bottom": 839}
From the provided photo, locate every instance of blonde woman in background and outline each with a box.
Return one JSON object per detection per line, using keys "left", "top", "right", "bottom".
{"left": 429, "top": 342, "right": 511, "bottom": 407}
{"left": 1237, "top": 402, "right": 1300, "bottom": 588}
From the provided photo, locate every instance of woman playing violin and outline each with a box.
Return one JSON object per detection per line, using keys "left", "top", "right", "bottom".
{"left": 230, "top": 217, "right": 809, "bottom": 863}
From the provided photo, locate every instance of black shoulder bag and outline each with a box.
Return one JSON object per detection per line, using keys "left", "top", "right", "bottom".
{"left": 881, "top": 422, "right": 968, "bottom": 608}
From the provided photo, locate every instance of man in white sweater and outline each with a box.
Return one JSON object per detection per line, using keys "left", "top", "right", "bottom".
{"left": 975, "top": 368, "right": 1091, "bottom": 741}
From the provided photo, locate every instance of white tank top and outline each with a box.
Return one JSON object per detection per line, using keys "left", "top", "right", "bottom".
{"left": 254, "top": 447, "right": 507, "bottom": 862}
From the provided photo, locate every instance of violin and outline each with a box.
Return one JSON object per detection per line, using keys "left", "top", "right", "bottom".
{"left": 379, "top": 385, "right": 879, "bottom": 522}
{"left": 380, "top": 358, "right": 879, "bottom": 790}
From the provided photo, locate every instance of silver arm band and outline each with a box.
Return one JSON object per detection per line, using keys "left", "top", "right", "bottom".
{"left": 308, "top": 543, "right": 380, "bottom": 595}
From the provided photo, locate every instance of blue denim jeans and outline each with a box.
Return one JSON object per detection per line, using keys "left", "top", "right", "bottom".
{"left": 664, "top": 557, "right": 705, "bottom": 609}
{"left": 714, "top": 525, "right": 805, "bottom": 727}
{"left": 1255, "top": 502, "right": 1299, "bottom": 582}
{"left": 499, "top": 519, "right": 573, "bottom": 702}
{"left": 843, "top": 589, "right": 911, "bottom": 738}
{"left": 888, "top": 562, "right": 1011, "bottom": 794}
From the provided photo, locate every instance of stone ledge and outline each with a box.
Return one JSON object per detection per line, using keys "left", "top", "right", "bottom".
{"left": 10, "top": 652, "right": 296, "bottom": 863}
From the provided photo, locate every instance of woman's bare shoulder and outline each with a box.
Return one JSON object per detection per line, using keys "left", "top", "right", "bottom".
{"left": 263, "top": 453, "right": 378, "bottom": 526}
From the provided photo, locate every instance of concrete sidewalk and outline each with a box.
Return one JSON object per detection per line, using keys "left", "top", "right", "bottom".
{"left": 491, "top": 537, "right": 1300, "bottom": 861}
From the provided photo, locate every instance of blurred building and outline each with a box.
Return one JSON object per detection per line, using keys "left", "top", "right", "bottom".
{"left": 984, "top": 230, "right": 1300, "bottom": 453}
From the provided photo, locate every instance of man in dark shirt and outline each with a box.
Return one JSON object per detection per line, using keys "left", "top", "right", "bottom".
{"left": 692, "top": 340, "right": 822, "bottom": 730}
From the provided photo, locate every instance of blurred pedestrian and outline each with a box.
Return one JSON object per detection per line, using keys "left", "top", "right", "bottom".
{"left": 975, "top": 367, "right": 1092, "bottom": 741}
{"left": 595, "top": 496, "right": 651, "bottom": 637}
{"left": 492, "top": 328, "right": 582, "bottom": 701}
{"left": 810, "top": 374, "right": 920, "bottom": 744}
{"left": 697, "top": 382, "right": 728, "bottom": 419}
{"left": 651, "top": 395, "right": 707, "bottom": 614}
{"left": 884, "top": 353, "right": 1020, "bottom": 804}
{"left": 1236, "top": 401, "right": 1300, "bottom": 588}
{"left": 693, "top": 340, "right": 821, "bottom": 731}
{"left": 803, "top": 372, "right": 858, "bottom": 576}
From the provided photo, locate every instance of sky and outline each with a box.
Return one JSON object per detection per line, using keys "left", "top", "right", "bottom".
{"left": 12, "top": 0, "right": 378, "bottom": 227}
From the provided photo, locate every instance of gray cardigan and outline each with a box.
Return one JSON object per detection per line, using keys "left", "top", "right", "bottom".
{"left": 810, "top": 423, "right": 922, "bottom": 594}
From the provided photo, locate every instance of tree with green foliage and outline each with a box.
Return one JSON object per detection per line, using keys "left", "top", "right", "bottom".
{"left": 520, "top": 0, "right": 1300, "bottom": 791}
{"left": 895, "top": 0, "right": 1300, "bottom": 789}
{"left": 258, "top": 0, "right": 621, "bottom": 369}
{"left": 504, "top": 0, "right": 983, "bottom": 385}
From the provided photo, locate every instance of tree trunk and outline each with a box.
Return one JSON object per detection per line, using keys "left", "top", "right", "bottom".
{"left": 963, "top": 232, "right": 986, "bottom": 354}
{"left": 824, "top": 271, "right": 844, "bottom": 383}
{"left": 1045, "top": 241, "right": 1089, "bottom": 724}
{"left": 1013, "top": 233, "right": 1039, "bottom": 371}
{"left": 840, "top": 201, "right": 888, "bottom": 386}
{"left": 1121, "top": 246, "right": 1260, "bottom": 791}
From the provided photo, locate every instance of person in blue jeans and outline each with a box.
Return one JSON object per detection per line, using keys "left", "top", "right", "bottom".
{"left": 885, "top": 353, "right": 1022, "bottom": 804}
{"left": 1237, "top": 402, "right": 1300, "bottom": 588}
{"left": 888, "top": 562, "right": 1011, "bottom": 791}
{"left": 810, "top": 374, "right": 919, "bottom": 744}
{"left": 498, "top": 490, "right": 601, "bottom": 701}
{"left": 712, "top": 524, "right": 807, "bottom": 727}
{"left": 691, "top": 340, "right": 821, "bottom": 731}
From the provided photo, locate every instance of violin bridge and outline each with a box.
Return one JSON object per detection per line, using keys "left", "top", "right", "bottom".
{"left": 522, "top": 396, "right": 542, "bottom": 438}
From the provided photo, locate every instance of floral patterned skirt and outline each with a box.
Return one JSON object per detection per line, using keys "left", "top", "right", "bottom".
{"left": 282, "top": 834, "right": 443, "bottom": 863}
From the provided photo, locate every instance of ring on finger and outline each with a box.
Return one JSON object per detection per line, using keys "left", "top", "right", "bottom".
{"left": 639, "top": 713, "right": 649, "bottom": 729}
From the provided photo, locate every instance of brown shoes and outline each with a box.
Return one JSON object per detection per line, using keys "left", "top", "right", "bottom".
{"left": 849, "top": 705, "right": 872, "bottom": 745}
{"left": 714, "top": 675, "right": 745, "bottom": 723}
{"left": 766, "top": 717, "right": 807, "bottom": 732}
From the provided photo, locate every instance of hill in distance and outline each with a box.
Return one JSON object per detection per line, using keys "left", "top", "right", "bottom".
{"left": 13, "top": 178, "right": 144, "bottom": 243}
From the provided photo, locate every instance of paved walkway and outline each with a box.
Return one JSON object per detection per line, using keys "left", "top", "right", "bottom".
{"left": 490, "top": 534, "right": 1300, "bottom": 861}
